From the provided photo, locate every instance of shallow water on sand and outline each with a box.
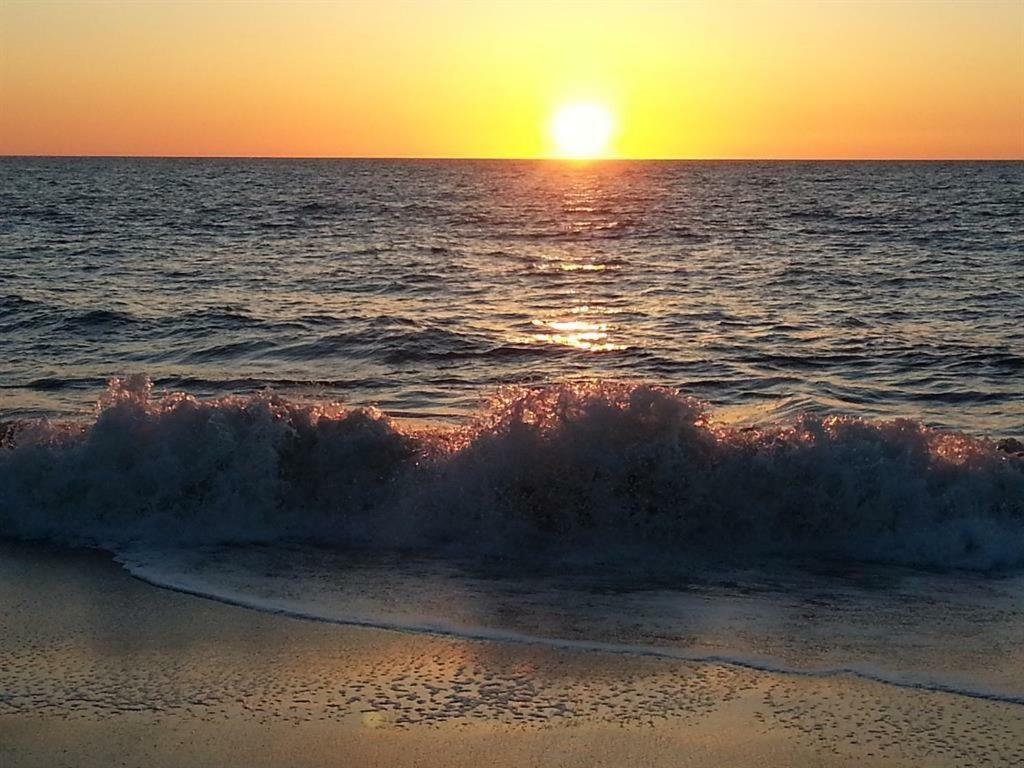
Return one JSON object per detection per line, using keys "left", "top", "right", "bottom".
{"left": 120, "top": 544, "right": 1024, "bottom": 703}
{"left": 3, "top": 542, "right": 1024, "bottom": 768}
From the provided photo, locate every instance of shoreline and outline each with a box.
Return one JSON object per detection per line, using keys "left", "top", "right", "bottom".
{"left": 118, "top": 547, "right": 1024, "bottom": 707}
{"left": 2, "top": 541, "right": 1022, "bottom": 767}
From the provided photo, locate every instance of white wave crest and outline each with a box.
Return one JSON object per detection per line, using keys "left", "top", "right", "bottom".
{"left": 1, "top": 376, "right": 1021, "bottom": 569}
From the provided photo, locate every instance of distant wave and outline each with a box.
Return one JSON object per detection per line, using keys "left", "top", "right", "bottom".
{"left": 1, "top": 376, "right": 1022, "bottom": 570}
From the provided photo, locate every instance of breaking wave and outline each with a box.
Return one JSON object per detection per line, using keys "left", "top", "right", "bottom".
{"left": 1, "top": 376, "right": 1022, "bottom": 570}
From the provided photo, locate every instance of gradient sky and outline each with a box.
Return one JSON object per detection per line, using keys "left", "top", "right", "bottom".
{"left": 1, "top": 0, "right": 1022, "bottom": 159}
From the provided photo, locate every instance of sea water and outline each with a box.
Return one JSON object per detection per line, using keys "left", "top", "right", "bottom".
{"left": 1, "top": 158, "right": 1022, "bottom": 704}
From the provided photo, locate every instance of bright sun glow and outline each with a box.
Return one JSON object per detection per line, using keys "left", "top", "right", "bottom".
{"left": 550, "top": 102, "right": 614, "bottom": 159}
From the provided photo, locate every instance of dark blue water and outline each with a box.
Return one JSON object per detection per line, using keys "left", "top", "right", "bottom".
{"left": 2, "top": 158, "right": 1022, "bottom": 435}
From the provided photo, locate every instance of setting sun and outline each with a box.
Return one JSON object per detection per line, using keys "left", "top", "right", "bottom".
{"left": 550, "top": 102, "right": 614, "bottom": 159}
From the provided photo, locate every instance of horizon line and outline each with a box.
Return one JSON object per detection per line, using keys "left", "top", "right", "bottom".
{"left": 2, "top": 154, "right": 1022, "bottom": 162}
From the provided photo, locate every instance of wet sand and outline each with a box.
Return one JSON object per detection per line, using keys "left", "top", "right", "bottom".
{"left": 1, "top": 542, "right": 1021, "bottom": 767}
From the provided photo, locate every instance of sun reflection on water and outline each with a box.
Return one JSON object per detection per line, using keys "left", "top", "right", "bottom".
{"left": 530, "top": 257, "right": 612, "bottom": 273}
{"left": 557, "top": 262, "right": 608, "bottom": 272}
{"left": 511, "top": 168, "right": 634, "bottom": 353}
{"left": 522, "top": 310, "right": 626, "bottom": 352}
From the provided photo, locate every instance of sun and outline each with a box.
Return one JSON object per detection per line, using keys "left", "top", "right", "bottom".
{"left": 550, "top": 101, "right": 614, "bottom": 159}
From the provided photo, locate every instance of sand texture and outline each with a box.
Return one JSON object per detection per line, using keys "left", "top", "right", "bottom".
{"left": 1, "top": 543, "right": 1021, "bottom": 767}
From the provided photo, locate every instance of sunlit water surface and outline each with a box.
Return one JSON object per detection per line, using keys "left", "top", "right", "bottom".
{"left": 2, "top": 159, "right": 1021, "bottom": 435}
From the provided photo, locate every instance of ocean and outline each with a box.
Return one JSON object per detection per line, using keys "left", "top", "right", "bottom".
{"left": 3, "top": 158, "right": 1022, "bottom": 431}
{"left": 1, "top": 158, "right": 1023, "bottom": 708}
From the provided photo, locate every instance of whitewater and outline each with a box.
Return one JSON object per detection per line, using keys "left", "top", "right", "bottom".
{"left": 3, "top": 377, "right": 1021, "bottom": 569}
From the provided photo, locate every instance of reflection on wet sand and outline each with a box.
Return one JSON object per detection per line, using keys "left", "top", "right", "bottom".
{"left": 2, "top": 542, "right": 1023, "bottom": 768}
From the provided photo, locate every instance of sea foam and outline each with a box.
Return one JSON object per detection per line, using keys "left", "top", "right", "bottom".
{"left": 1, "top": 376, "right": 1021, "bottom": 570}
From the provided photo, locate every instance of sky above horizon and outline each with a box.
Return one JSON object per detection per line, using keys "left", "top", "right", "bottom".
{"left": 1, "top": 0, "right": 1022, "bottom": 159}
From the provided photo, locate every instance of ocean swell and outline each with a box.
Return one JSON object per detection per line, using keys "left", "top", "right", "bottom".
{"left": 1, "top": 376, "right": 1021, "bottom": 569}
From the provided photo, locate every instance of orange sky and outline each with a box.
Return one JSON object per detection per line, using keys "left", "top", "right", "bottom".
{"left": 1, "top": 0, "right": 1022, "bottom": 159}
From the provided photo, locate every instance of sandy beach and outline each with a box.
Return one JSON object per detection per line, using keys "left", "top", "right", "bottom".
{"left": 1, "top": 542, "right": 1020, "bottom": 768}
